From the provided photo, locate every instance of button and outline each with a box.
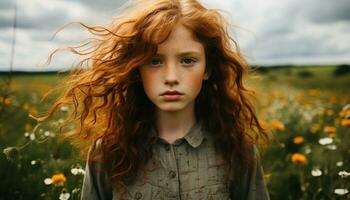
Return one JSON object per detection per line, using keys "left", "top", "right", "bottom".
{"left": 168, "top": 170, "right": 176, "bottom": 179}
{"left": 134, "top": 192, "right": 142, "bottom": 199}
{"left": 165, "top": 145, "right": 171, "bottom": 151}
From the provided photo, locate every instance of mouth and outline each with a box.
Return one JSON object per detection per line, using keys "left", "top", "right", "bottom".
{"left": 160, "top": 90, "right": 184, "bottom": 101}
{"left": 160, "top": 90, "right": 184, "bottom": 96}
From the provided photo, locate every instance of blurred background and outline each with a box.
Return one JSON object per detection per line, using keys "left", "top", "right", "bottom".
{"left": 0, "top": 0, "right": 349, "bottom": 199}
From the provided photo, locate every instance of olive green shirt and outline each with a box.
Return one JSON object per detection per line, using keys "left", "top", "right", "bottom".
{"left": 81, "top": 122, "right": 270, "bottom": 200}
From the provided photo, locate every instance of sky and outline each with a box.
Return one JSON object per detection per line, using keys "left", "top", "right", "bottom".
{"left": 0, "top": 0, "right": 349, "bottom": 71}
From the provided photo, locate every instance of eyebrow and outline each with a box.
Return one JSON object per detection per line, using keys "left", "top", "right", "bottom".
{"left": 155, "top": 51, "right": 202, "bottom": 57}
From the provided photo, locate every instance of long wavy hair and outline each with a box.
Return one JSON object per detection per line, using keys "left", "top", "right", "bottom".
{"left": 34, "top": 0, "right": 269, "bottom": 192}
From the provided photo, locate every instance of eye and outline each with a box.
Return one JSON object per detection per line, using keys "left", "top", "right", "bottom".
{"left": 181, "top": 57, "right": 196, "bottom": 65}
{"left": 149, "top": 58, "right": 163, "bottom": 66}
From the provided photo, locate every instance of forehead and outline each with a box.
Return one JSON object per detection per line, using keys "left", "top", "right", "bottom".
{"left": 156, "top": 23, "right": 204, "bottom": 55}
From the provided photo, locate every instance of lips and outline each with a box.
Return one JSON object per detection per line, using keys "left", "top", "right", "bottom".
{"left": 160, "top": 90, "right": 184, "bottom": 101}
{"left": 160, "top": 90, "right": 184, "bottom": 96}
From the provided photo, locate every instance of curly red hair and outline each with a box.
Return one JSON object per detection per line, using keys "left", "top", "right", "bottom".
{"left": 33, "top": 0, "right": 269, "bottom": 191}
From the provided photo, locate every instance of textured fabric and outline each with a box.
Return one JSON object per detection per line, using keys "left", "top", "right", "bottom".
{"left": 81, "top": 121, "right": 270, "bottom": 200}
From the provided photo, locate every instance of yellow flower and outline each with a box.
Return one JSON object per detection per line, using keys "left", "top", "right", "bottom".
{"left": 51, "top": 173, "right": 66, "bottom": 185}
{"left": 310, "top": 124, "right": 321, "bottom": 134}
{"left": 326, "top": 110, "right": 334, "bottom": 116}
{"left": 270, "top": 119, "right": 285, "bottom": 131}
{"left": 23, "top": 103, "right": 30, "bottom": 111}
{"left": 4, "top": 97, "right": 12, "bottom": 105}
{"left": 293, "top": 136, "right": 304, "bottom": 144}
{"left": 291, "top": 153, "right": 307, "bottom": 165}
{"left": 341, "top": 119, "right": 350, "bottom": 127}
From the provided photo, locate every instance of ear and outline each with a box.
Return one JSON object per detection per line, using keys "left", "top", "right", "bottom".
{"left": 203, "top": 71, "right": 210, "bottom": 80}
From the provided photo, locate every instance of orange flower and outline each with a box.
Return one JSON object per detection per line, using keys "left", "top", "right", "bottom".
{"left": 270, "top": 119, "right": 285, "bottom": 131}
{"left": 324, "top": 126, "right": 336, "bottom": 134}
{"left": 25, "top": 123, "right": 33, "bottom": 132}
{"left": 339, "top": 110, "right": 350, "bottom": 117}
{"left": 341, "top": 119, "right": 350, "bottom": 127}
{"left": 51, "top": 173, "right": 66, "bottom": 185}
{"left": 291, "top": 153, "right": 307, "bottom": 165}
{"left": 293, "top": 136, "right": 304, "bottom": 144}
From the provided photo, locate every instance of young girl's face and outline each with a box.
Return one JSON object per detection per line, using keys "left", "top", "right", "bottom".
{"left": 139, "top": 23, "right": 208, "bottom": 113}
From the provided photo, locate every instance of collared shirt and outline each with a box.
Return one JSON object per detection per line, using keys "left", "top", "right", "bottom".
{"left": 81, "top": 121, "right": 270, "bottom": 200}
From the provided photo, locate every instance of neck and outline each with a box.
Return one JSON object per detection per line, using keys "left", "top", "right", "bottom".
{"left": 155, "top": 104, "right": 196, "bottom": 144}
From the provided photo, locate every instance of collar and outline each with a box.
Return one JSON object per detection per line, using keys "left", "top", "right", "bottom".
{"left": 150, "top": 121, "right": 206, "bottom": 148}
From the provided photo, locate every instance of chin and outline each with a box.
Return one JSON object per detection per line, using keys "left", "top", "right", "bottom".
{"left": 157, "top": 104, "right": 186, "bottom": 113}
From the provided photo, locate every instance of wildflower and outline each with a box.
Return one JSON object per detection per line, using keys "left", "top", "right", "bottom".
{"left": 341, "top": 119, "right": 350, "bottom": 127}
{"left": 25, "top": 123, "right": 33, "bottom": 132}
{"left": 31, "top": 160, "right": 37, "bottom": 165}
{"left": 291, "top": 153, "right": 307, "bottom": 165}
{"left": 310, "top": 124, "right": 321, "bottom": 134}
{"left": 44, "top": 178, "right": 52, "bottom": 185}
{"left": 311, "top": 169, "right": 322, "bottom": 177}
{"left": 326, "top": 109, "right": 334, "bottom": 116}
{"left": 4, "top": 97, "right": 12, "bottom": 105}
{"left": 334, "top": 188, "right": 349, "bottom": 196}
{"left": 270, "top": 119, "right": 285, "bottom": 131}
{"left": 293, "top": 136, "right": 304, "bottom": 144}
{"left": 71, "top": 167, "right": 85, "bottom": 175}
{"left": 59, "top": 190, "right": 70, "bottom": 200}
{"left": 304, "top": 146, "right": 312, "bottom": 154}
{"left": 338, "top": 170, "right": 350, "bottom": 178}
{"left": 22, "top": 103, "right": 30, "bottom": 111}
{"left": 324, "top": 126, "right": 336, "bottom": 134}
{"left": 336, "top": 161, "right": 343, "bottom": 167}
{"left": 24, "top": 132, "right": 30, "bottom": 137}
{"left": 51, "top": 173, "right": 66, "bottom": 186}
{"left": 29, "top": 133, "right": 36, "bottom": 141}
{"left": 3, "top": 147, "right": 19, "bottom": 160}
{"left": 326, "top": 144, "right": 337, "bottom": 150}
{"left": 318, "top": 137, "right": 333, "bottom": 145}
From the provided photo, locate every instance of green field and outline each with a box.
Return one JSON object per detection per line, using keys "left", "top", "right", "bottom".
{"left": 1, "top": 65, "right": 349, "bottom": 199}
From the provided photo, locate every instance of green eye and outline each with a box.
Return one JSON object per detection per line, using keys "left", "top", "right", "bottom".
{"left": 150, "top": 58, "right": 162, "bottom": 66}
{"left": 181, "top": 58, "right": 196, "bottom": 65}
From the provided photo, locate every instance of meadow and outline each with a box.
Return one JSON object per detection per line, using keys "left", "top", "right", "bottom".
{"left": 0, "top": 65, "right": 349, "bottom": 199}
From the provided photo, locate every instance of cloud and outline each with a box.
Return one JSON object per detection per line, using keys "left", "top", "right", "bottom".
{"left": 0, "top": 0, "right": 350, "bottom": 71}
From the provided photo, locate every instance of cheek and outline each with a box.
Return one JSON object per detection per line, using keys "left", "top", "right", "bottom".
{"left": 140, "top": 71, "right": 157, "bottom": 95}
{"left": 187, "top": 71, "right": 206, "bottom": 91}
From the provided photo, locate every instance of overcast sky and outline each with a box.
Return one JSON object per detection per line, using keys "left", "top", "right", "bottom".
{"left": 1, "top": 0, "right": 349, "bottom": 71}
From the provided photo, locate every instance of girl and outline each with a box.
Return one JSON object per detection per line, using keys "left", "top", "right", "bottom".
{"left": 40, "top": 0, "right": 270, "bottom": 199}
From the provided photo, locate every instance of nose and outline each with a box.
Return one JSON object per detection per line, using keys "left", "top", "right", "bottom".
{"left": 164, "top": 62, "right": 179, "bottom": 86}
